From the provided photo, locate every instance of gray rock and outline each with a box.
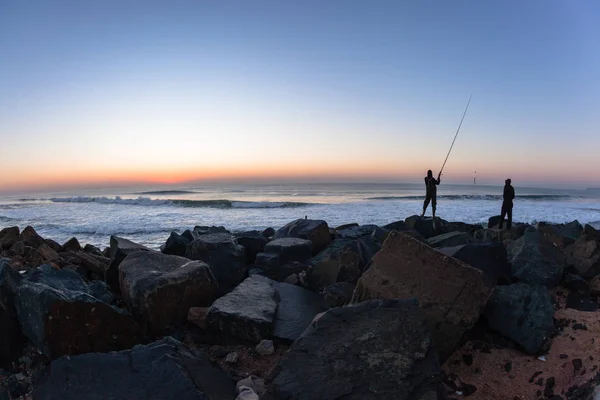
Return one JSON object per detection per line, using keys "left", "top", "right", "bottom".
{"left": 262, "top": 227, "right": 275, "bottom": 238}
{"left": 508, "top": 231, "right": 565, "bottom": 287}
{"left": 235, "top": 231, "right": 269, "bottom": 264}
{"left": 119, "top": 251, "right": 217, "bottom": 337}
{"left": 15, "top": 264, "right": 143, "bottom": 359}
{"left": 307, "top": 239, "right": 363, "bottom": 292}
{"left": 194, "top": 225, "right": 230, "bottom": 235}
{"left": 264, "top": 238, "right": 312, "bottom": 263}
{"left": 565, "top": 234, "right": 600, "bottom": 278}
{"left": 473, "top": 228, "right": 499, "bottom": 243}
{"left": 161, "top": 231, "right": 192, "bottom": 257}
{"left": 323, "top": 282, "right": 356, "bottom": 308}
{"left": 438, "top": 243, "right": 511, "bottom": 285}
{"left": 255, "top": 340, "right": 274, "bottom": 356}
{"left": 336, "top": 224, "right": 378, "bottom": 239}
{"left": 61, "top": 237, "right": 81, "bottom": 253}
{"left": 274, "top": 219, "right": 331, "bottom": 255}
{"left": 83, "top": 244, "right": 104, "bottom": 257}
{"left": 206, "top": 275, "right": 279, "bottom": 343}
{"left": 107, "top": 236, "right": 152, "bottom": 292}
{"left": 271, "top": 299, "right": 444, "bottom": 400}
{"left": 427, "top": 231, "right": 471, "bottom": 248}
{"left": 484, "top": 283, "right": 555, "bottom": 354}
{"left": 383, "top": 220, "right": 426, "bottom": 242}
{"left": 0, "top": 227, "right": 20, "bottom": 250}
{"left": 0, "top": 259, "right": 26, "bottom": 368}
{"left": 20, "top": 226, "right": 45, "bottom": 248}
{"left": 32, "top": 337, "right": 236, "bottom": 400}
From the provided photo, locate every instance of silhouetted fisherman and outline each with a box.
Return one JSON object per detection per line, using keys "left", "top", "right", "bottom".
{"left": 499, "top": 179, "right": 515, "bottom": 230}
{"left": 421, "top": 170, "right": 441, "bottom": 218}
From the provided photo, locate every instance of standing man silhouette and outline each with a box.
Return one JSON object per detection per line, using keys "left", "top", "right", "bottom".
{"left": 499, "top": 179, "right": 515, "bottom": 230}
{"left": 421, "top": 170, "right": 441, "bottom": 218}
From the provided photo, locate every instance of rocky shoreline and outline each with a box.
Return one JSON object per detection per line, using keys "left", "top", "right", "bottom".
{"left": 1, "top": 215, "right": 599, "bottom": 399}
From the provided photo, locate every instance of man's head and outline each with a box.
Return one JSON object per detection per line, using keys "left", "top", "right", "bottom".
{"left": 427, "top": 170, "right": 433, "bottom": 178}
{"left": 505, "top": 178, "right": 512, "bottom": 185}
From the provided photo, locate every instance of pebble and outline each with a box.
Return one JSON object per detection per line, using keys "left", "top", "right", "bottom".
{"left": 255, "top": 340, "right": 274, "bottom": 356}
{"left": 225, "top": 352, "right": 239, "bottom": 364}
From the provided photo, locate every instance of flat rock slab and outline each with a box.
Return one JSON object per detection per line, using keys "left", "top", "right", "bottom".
{"left": 484, "top": 283, "right": 554, "bottom": 354}
{"left": 351, "top": 231, "right": 493, "bottom": 361}
{"left": 438, "top": 243, "right": 510, "bottom": 285}
{"left": 32, "top": 338, "right": 236, "bottom": 400}
{"left": 206, "top": 275, "right": 279, "bottom": 343}
{"left": 427, "top": 231, "right": 471, "bottom": 248}
{"left": 271, "top": 299, "right": 444, "bottom": 400}
{"left": 274, "top": 219, "right": 331, "bottom": 255}
{"left": 119, "top": 251, "right": 217, "bottom": 336}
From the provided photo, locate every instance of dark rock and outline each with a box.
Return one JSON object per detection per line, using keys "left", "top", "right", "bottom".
{"left": 206, "top": 275, "right": 279, "bottom": 343}
{"left": 352, "top": 232, "right": 493, "bottom": 362}
{"left": 44, "top": 239, "right": 62, "bottom": 252}
{"left": 15, "top": 264, "right": 144, "bottom": 359}
{"left": 274, "top": 219, "right": 331, "bottom": 255}
{"left": 262, "top": 227, "right": 275, "bottom": 238}
{"left": 427, "top": 231, "right": 472, "bottom": 248}
{"left": 323, "top": 282, "right": 356, "bottom": 308}
{"left": 20, "top": 226, "right": 44, "bottom": 248}
{"left": 335, "top": 223, "right": 359, "bottom": 230}
{"left": 572, "top": 323, "right": 587, "bottom": 330}
{"left": 372, "top": 226, "right": 391, "bottom": 243}
{"left": 10, "top": 241, "right": 25, "bottom": 256}
{"left": 38, "top": 243, "right": 60, "bottom": 263}
{"left": 446, "top": 221, "right": 482, "bottom": 234}
{"left": 544, "top": 377, "right": 556, "bottom": 397}
{"left": 462, "top": 354, "right": 473, "bottom": 366}
{"left": 473, "top": 228, "right": 499, "bottom": 243}
{"left": 383, "top": 220, "right": 410, "bottom": 231}
{"left": 0, "top": 227, "right": 20, "bottom": 250}
{"left": 336, "top": 224, "right": 378, "bottom": 239}
{"left": 32, "top": 337, "right": 236, "bottom": 400}
{"left": 307, "top": 239, "right": 362, "bottom": 292}
{"left": 119, "top": 251, "right": 218, "bottom": 337}
{"left": 484, "top": 283, "right": 555, "bottom": 354}
{"left": 573, "top": 358, "right": 583, "bottom": 372}
{"left": 405, "top": 215, "right": 450, "bottom": 239}
{"left": 356, "top": 235, "right": 382, "bottom": 267}
{"left": 564, "top": 234, "right": 600, "bottom": 278}
{"left": 83, "top": 244, "right": 104, "bottom": 257}
{"left": 0, "top": 259, "right": 26, "bottom": 368}
{"left": 161, "top": 231, "right": 192, "bottom": 257}
{"left": 88, "top": 280, "right": 115, "bottom": 305}
{"left": 184, "top": 233, "right": 247, "bottom": 294}
{"left": 488, "top": 215, "right": 502, "bottom": 229}
{"left": 508, "top": 231, "right": 565, "bottom": 287}
{"left": 107, "top": 236, "right": 152, "bottom": 292}
{"left": 438, "top": 243, "right": 511, "bottom": 285}
{"left": 271, "top": 299, "right": 445, "bottom": 400}
{"left": 563, "top": 273, "right": 590, "bottom": 293}
{"left": 69, "top": 251, "right": 110, "bottom": 276}
{"left": 565, "top": 291, "right": 599, "bottom": 312}
{"left": 61, "top": 237, "right": 81, "bottom": 253}
{"left": 235, "top": 231, "right": 269, "bottom": 264}
{"left": 193, "top": 225, "right": 230, "bottom": 235}
{"left": 583, "top": 224, "right": 600, "bottom": 241}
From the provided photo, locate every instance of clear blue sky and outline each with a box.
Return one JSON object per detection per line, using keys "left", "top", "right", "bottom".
{"left": 1, "top": 0, "right": 599, "bottom": 190}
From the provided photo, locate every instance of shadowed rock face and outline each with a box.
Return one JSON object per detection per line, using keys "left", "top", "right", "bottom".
{"left": 351, "top": 231, "right": 493, "bottom": 362}
{"left": 271, "top": 299, "right": 445, "bottom": 400}
{"left": 274, "top": 219, "right": 331, "bottom": 255}
{"left": 0, "top": 259, "right": 27, "bottom": 368}
{"left": 107, "top": 236, "right": 152, "bottom": 292}
{"left": 119, "top": 251, "right": 218, "bottom": 337}
{"left": 508, "top": 230, "right": 565, "bottom": 287}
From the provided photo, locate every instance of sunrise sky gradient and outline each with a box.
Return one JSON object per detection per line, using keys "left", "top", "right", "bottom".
{"left": 1, "top": 0, "right": 599, "bottom": 191}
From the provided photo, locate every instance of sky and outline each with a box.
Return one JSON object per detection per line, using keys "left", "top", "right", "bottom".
{"left": 1, "top": 0, "right": 599, "bottom": 192}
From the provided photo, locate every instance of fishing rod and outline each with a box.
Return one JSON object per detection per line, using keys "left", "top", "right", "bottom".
{"left": 439, "top": 95, "right": 472, "bottom": 176}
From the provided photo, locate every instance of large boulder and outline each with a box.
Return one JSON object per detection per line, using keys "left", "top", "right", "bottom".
{"left": 270, "top": 299, "right": 445, "bottom": 400}
{"left": 351, "top": 231, "right": 493, "bottom": 361}
{"left": 473, "top": 228, "right": 499, "bottom": 243}
{"left": 20, "top": 226, "right": 44, "bottom": 248}
{"left": 119, "top": 251, "right": 218, "bottom": 337}
{"left": 488, "top": 215, "right": 502, "bottom": 228}
{"left": 484, "top": 283, "right": 555, "bottom": 354}
{"left": 61, "top": 237, "right": 81, "bottom": 253}
{"left": 427, "top": 231, "right": 471, "bottom": 248}
{"left": 307, "top": 239, "right": 362, "bottom": 292}
{"left": 15, "top": 265, "right": 144, "bottom": 359}
{"left": 564, "top": 234, "right": 600, "bottom": 278}
{"left": 274, "top": 219, "right": 331, "bottom": 255}
{"left": 32, "top": 337, "right": 237, "bottom": 400}
{"left": 446, "top": 221, "right": 482, "bottom": 234}
{"left": 336, "top": 224, "right": 378, "bottom": 239}
{"left": 405, "top": 215, "right": 449, "bottom": 239}
{"left": 255, "top": 238, "right": 312, "bottom": 281}
{"left": 0, "top": 259, "right": 26, "bottom": 368}
{"left": 508, "top": 230, "right": 565, "bottom": 287}
{"left": 438, "top": 243, "right": 511, "bottom": 285}
{"left": 0, "top": 227, "right": 20, "bottom": 250}
{"left": 107, "top": 236, "right": 152, "bottom": 292}
{"left": 537, "top": 221, "right": 582, "bottom": 249}
{"left": 323, "top": 282, "right": 356, "bottom": 308}
{"left": 194, "top": 225, "right": 230, "bottom": 235}
{"left": 161, "top": 231, "right": 193, "bottom": 257}
{"left": 184, "top": 233, "right": 247, "bottom": 294}
{"left": 68, "top": 251, "right": 110, "bottom": 276}
{"left": 235, "top": 231, "right": 269, "bottom": 264}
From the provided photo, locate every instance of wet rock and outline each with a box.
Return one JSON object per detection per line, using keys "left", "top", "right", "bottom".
{"left": 351, "top": 232, "right": 493, "bottom": 361}
{"left": 537, "top": 221, "right": 580, "bottom": 249}
{"left": 255, "top": 339, "right": 274, "bottom": 356}
{"left": 61, "top": 237, "right": 81, "bottom": 253}
{"left": 274, "top": 219, "right": 331, "bottom": 255}
{"left": 235, "top": 231, "right": 269, "bottom": 264}
{"left": 15, "top": 264, "right": 144, "bottom": 359}
{"left": 0, "top": 259, "right": 26, "bottom": 368}
{"left": 427, "top": 231, "right": 472, "bottom": 248}
{"left": 107, "top": 236, "right": 152, "bottom": 292}
{"left": 336, "top": 224, "right": 378, "bottom": 239}
{"left": 488, "top": 215, "right": 502, "bottom": 229}
{"left": 0, "top": 227, "right": 20, "bottom": 250}
{"left": 184, "top": 233, "right": 247, "bottom": 294}
{"left": 438, "top": 243, "right": 511, "bottom": 285}
{"left": 323, "top": 282, "right": 356, "bottom": 308}
{"left": 206, "top": 275, "right": 279, "bottom": 343}
{"left": 565, "top": 234, "right": 600, "bottom": 278}
{"left": 32, "top": 338, "right": 236, "bottom": 400}
{"left": 508, "top": 230, "right": 565, "bottom": 287}
{"left": 484, "top": 283, "right": 555, "bottom": 354}
{"left": 271, "top": 299, "right": 445, "bottom": 400}
{"left": 119, "top": 251, "right": 218, "bottom": 337}
{"left": 446, "top": 221, "right": 482, "bottom": 234}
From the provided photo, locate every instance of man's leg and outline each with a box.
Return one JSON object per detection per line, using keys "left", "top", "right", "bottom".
{"left": 507, "top": 207, "right": 512, "bottom": 230}
{"left": 422, "top": 196, "right": 431, "bottom": 217}
{"left": 432, "top": 196, "right": 437, "bottom": 218}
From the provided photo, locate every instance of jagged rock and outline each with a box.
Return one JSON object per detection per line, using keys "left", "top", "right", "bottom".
{"left": 20, "top": 226, "right": 44, "bottom": 248}
{"left": 323, "top": 282, "right": 356, "bottom": 308}
{"left": 262, "top": 227, "right": 275, "bottom": 238}
{"left": 488, "top": 215, "right": 502, "bottom": 229}
{"left": 473, "top": 228, "right": 499, "bottom": 243}
{"left": 336, "top": 224, "right": 378, "bottom": 239}
{"left": 427, "top": 231, "right": 471, "bottom": 248}
{"left": 44, "top": 239, "right": 61, "bottom": 252}
{"left": 405, "top": 215, "right": 449, "bottom": 239}
{"left": 0, "top": 259, "right": 26, "bottom": 368}
{"left": 335, "top": 223, "right": 359, "bottom": 231}
{"left": 10, "top": 241, "right": 25, "bottom": 256}
{"left": 38, "top": 243, "right": 60, "bottom": 263}
{"left": 119, "top": 251, "right": 218, "bottom": 337}
{"left": 194, "top": 225, "right": 230, "bottom": 235}
{"left": 225, "top": 352, "right": 239, "bottom": 364}
{"left": 235, "top": 231, "right": 269, "bottom": 264}
{"left": 69, "top": 251, "right": 109, "bottom": 276}
{"left": 83, "top": 244, "right": 104, "bottom": 257}
{"left": 15, "top": 264, "right": 144, "bottom": 359}
{"left": 438, "top": 243, "right": 511, "bottom": 285}
{"left": 484, "top": 283, "right": 555, "bottom": 354}
{"left": 254, "top": 253, "right": 310, "bottom": 281}
{"left": 0, "top": 227, "right": 20, "bottom": 250}
{"left": 584, "top": 224, "right": 600, "bottom": 241}
{"left": 590, "top": 276, "right": 600, "bottom": 296}
{"left": 446, "top": 221, "right": 482, "bottom": 234}
{"left": 274, "top": 219, "right": 331, "bottom": 255}
{"left": 161, "top": 231, "right": 192, "bottom": 257}
{"left": 565, "top": 234, "right": 600, "bottom": 278}
{"left": 271, "top": 299, "right": 445, "bottom": 400}
{"left": 537, "top": 221, "right": 583, "bottom": 249}
{"left": 351, "top": 232, "right": 493, "bottom": 361}
{"left": 307, "top": 239, "right": 362, "bottom": 292}
{"left": 61, "top": 237, "right": 81, "bottom": 253}
{"left": 508, "top": 230, "right": 565, "bottom": 287}
{"left": 184, "top": 233, "right": 247, "bottom": 294}
{"left": 88, "top": 280, "right": 115, "bottom": 305}
{"left": 107, "top": 236, "right": 152, "bottom": 292}
{"left": 206, "top": 275, "right": 279, "bottom": 343}
{"left": 372, "top": 226, "right": 391, "bottom": 243}
{"left": 32, "top": 338, "right": 237, "bottom": 400}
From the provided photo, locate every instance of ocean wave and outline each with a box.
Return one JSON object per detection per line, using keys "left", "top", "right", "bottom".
{"left": 135, "top": 190, "right": 196, "bottom": 195}
{"left": 367, "top": 194, "right": 577, "bottom": 201}
{"left": 47, "top": 196, "right": 313, "bottom": 209}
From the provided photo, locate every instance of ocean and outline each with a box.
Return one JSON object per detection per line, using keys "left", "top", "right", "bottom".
{"left": 1, "top": 182, "right": 599, "bottom": 250}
